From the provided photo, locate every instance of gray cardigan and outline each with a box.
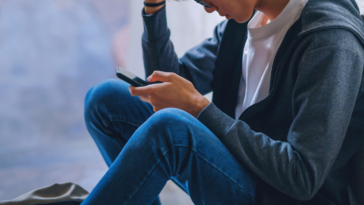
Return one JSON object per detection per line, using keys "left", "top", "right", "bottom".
{"left": 142, "top": 0, "right": 364, "bottom": 204}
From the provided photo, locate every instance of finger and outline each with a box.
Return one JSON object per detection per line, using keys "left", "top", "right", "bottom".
{"left": 153, "top": 106, "right": 162, "bottom": 113}
{"left": 154, "top": 106, "right": 169, "bottom": 113}
{"left": 139, "top": 95, "right": 151, "bottom": 103}
{"left": 147, "top": 71, "right": 176, "bottom": 83}
{"left": 129, "top": 85, "right": 152, "bottom": 96}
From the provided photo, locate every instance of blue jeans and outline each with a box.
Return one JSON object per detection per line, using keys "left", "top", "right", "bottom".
{"left": 82, "top": 79, "right": 258, "bottom": 205}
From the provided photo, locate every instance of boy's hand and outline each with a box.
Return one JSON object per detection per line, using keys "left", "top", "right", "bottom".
{"left": 129, "top": 71, "right": 210, "bottom": 118}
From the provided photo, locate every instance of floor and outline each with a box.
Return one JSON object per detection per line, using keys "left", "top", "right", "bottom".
{"left": 0, "top": 0, "right": 193, "bottom": 204}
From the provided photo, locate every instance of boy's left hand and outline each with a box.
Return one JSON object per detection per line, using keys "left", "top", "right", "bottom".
{"left": 129, "top": 71, "right": 210, "bottom": 118}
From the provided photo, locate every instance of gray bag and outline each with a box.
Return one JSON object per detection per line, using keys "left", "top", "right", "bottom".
{"left": 0, "top": 182, "right": 89, "bottom": 205}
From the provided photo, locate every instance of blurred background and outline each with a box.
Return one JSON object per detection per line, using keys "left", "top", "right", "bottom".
{"left": 0, "top": 0, "right": 223, "bottom": 204}
{"left": 0, "top": 0, "right": 363, "bottom": 204}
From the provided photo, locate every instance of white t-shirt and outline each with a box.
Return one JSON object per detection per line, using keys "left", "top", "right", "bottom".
{"left": 235, "top": 0, "right": 308, "bottom": 119}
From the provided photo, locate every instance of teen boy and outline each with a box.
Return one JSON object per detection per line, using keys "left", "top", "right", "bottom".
{"left": 83, "top": 0, "right": 364, "bottom": 204}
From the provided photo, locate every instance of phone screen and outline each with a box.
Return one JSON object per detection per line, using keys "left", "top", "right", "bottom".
{"left": 116, "top": 67, "right": 138, "bottom": 79}
{"left": 116, "top": 67, "right": 163, "bottom": 87}
{"left": 115, "top": 67, "right": 150, "bottom": 87}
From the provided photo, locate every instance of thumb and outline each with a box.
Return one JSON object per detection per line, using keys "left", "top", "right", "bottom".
{"left": 147, "top": 71, "right": 174, "bottom": 83}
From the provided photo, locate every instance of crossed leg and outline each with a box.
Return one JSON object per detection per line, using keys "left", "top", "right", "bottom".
{"left": 83, "top": 79, "right": 258, "bottom": 205}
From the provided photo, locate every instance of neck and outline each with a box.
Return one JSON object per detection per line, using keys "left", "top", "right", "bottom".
{"left": 255, "top": 0, "right": 290, "bottom": 21}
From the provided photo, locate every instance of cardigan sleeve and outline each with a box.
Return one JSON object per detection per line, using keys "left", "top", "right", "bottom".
{"left": 142, "top": 6, "right": 227, "bottom": 95}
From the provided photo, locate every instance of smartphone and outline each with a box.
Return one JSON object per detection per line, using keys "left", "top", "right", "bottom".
{"left": 115, "top": 67, "right": 160, "bottom": 87}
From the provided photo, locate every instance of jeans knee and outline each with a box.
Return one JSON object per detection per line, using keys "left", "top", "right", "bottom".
{"left": 84, "top": 79, "right": 129, "bottom": 126}
{"left": 150, "top": 108, "right": 191, "bottom": 127}
{"left": 143, "top": 108, "right": 194, "bottom": 143}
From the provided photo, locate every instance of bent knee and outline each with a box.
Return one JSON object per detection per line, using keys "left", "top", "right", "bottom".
{"left": 153, "top": 108, "right": 192, "bottom": 124}
{"left": 144, "top": 108, "right": 194, "bottom": 134}
{"left": 137, "top": 108, "right": 197, "bottom": 148}
{"left": 84, "top": 79, "right": 130, "bottom": 121}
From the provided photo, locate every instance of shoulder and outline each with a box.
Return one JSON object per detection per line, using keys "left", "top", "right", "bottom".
{"left": 297, "top": 28, "right": 364, "bottom": 56}
{"left": 291, "top": 28, "right": 364, "bottom": 77}
{"left": 311, "top": 29, "right": 364, "bottom": 53}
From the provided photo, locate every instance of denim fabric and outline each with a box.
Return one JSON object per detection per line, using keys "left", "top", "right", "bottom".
{"left": 82, "top": 79, "right": 258, "bottom": 205}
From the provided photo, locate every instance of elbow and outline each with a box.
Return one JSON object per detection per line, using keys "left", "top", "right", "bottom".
{"left": 295, "top": 192, "right": 316, "bottom": 201}
{"left": 290, "top": 183, "right": 320, "bottom": 201}
{"left": 287, "top": 189, "right": 315, "bottom": 201}
{"left": 288, "top": 162, "right": 326, "bottom": 201}
{"left": 289, "top": 174, "right": 322, "bottom": 200}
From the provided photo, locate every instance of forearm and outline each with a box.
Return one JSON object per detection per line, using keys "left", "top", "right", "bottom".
{"left": 142, "top": 4, "right": 225, "bottom": 95}
{"left": 142, "top": 6, "right": 182, "bottom": 79}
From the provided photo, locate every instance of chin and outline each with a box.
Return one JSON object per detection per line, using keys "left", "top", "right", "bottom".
{"left": 234, "top": 14, "right": 254, "bottom": 24}
{"left": 234, "top": 18, "right": 248, "bottom": 24}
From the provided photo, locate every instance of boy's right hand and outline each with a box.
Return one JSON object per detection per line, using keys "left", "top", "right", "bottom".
{"left": 144, "top": 0, "right": 165, "bottom": 15}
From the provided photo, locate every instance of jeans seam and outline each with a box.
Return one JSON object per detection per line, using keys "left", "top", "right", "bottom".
{"left": 174, "top": 144, "right": 256, "bottom": 201}
{"left": 125, "top": 144, "right": 255, "bottom": 204}
{"left": 125, "top": 147, "right": 174, "bottom": 205}
{"left": 108, "top": 116, "right": 142, "bottom": 127}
